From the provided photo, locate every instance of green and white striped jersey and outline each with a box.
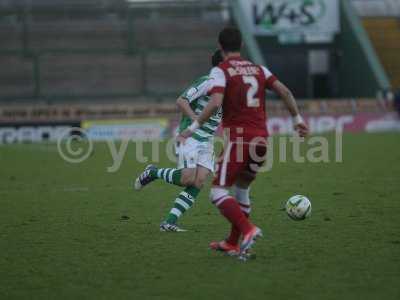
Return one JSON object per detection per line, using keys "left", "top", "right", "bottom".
{"left": 178, "top": 75, "right": 222, "bottom": 142}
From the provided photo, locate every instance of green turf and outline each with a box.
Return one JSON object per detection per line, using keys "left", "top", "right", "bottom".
{"left": 1, "top": 133, "right": 399, "bottom": 299}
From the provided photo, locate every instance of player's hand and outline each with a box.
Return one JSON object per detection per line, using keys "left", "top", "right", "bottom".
{"left": 294, "top": 122, "right": 309, "bottom": 137}
{"left": 176, "top": 133, "right": 187, "bottom": 145}
{"left": 293, "top": 115, "right": 309, "bottom": 137}
{"left": 176, "top": 129, "right": 192, "bottom": 144}
{"left": 182, "top": 128, "right": 194, "bottom": 138}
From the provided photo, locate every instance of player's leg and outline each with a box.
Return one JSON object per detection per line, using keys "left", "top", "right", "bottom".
{"left": 134, "top": 165, "right": 194, "bottom": 190}
{"left": 209, "top": 184, "right": 258, "bottom": 257}
{"left": 160, "top": 140, "right": 212, "bottom": 231}
{"left": 161, "top": 166, "right": 210, "bottom": 230}
{"left": 238, "top": 142, "right": 268, "bottom": 255}
{"left": 209, "top": 142, "right": 260, "bottom": 255}
{"left": 225, "top": 171, "right": 255, "bottom": 246}
{"left": 235, "top": 140, "right": 268, "bottom": 214}
{"left": 158, "top": 166, "right": 197, "bottom": 232}
{"left": 163, "top": 142, "right": 213, "bottom": 223}
{"left": 134, "top": 138, "right": 198, "bottom": 190}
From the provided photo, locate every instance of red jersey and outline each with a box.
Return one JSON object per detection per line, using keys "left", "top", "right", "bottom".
{"left": 208, "top": 56, "right": 277, "bottom": 140}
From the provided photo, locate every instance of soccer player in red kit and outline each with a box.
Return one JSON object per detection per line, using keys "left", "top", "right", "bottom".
{"left": 178, "top": 27, "right": 309, "bottom": 258}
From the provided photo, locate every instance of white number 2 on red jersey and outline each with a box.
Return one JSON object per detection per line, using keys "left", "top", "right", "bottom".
{"left": 243, "top": 76, "right": 260, "bottom": 108}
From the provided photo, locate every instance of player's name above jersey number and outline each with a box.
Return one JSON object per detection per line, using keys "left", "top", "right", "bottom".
{"left": 226, "top": 66, "right": 261, "bottom": 77}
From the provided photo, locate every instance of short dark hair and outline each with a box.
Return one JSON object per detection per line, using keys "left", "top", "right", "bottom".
{"left": 218, "top": 27, "right": 242, "bottom": 52}
{"left": 211, "top": 49, "right": 223, "bottom": 67}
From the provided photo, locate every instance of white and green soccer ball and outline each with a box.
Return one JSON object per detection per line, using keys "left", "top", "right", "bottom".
{"left": 286, "top": 195, "right": 312, "bottom": 221}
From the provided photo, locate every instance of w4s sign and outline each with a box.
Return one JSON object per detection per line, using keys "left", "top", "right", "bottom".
{"left": 240, "top": 0, "right": 340, "bottom": 35}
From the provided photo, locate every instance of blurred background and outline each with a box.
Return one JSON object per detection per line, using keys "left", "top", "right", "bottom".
{"left": 0, "top": 0, "right": 399, "bottom": 143}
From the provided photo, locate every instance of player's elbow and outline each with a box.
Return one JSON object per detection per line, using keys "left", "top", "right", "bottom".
{"left": 284, "top": 88, "right": 294, "bottom": 100}
{"left": 209, "top": 94, "right": 223, "bottom": 111}
{"left": 213, "top": 95, "right": 224, "bottom": 107}
{"left": 176, "top": 97, "right": 185, "bottom": 108}
{"left": 278, "top": 85, "right": 291, "bottom": 99}
{"left": 215, "top": 100, "right": 223, "bottom": 110}
{"left": 273, "top": 81, "right": 292, "bottom": 99}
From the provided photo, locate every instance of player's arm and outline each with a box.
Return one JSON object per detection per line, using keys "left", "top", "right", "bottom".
{"left": 179, "top": 67, "right": 225, "bottom": 139}
{"left": 261, "top": 65, "right": 308, "bottom": 137}
{"left": 198, "top": 93, "right": 223, "bottom": 125}
{"left": 272, "top": 80, "right": 300, "bottom": 117}
{"left": 176, "top": 97, "right": 197, "bottom": 121}
{"left": 179, "top": 93, "right": 223, "bottom": 139}
{"left": 272, "top": 80, "right": 309, "bottom": 137}
{"left": 178, "top": 77, "right": 211, "bottom": 122}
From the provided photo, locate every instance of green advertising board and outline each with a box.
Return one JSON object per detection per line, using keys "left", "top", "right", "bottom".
{"left": 240, "top": 0, "right": 340, "bottom": 37}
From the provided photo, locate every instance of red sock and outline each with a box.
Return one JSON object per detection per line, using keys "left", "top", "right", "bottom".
{"left": 218, "top": 197, "right": 253, "bottom": 236}
{"left": 226, "top": 212, "right": 249, "bottom": 246}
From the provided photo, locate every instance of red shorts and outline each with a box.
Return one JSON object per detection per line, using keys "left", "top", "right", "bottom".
{"left": 212, "top": 138, "right": 267, "bottom": 187}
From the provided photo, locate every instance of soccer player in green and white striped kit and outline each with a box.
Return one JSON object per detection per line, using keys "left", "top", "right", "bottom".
{"left": 134, "top": 50, "right": 223, "bottom": 232}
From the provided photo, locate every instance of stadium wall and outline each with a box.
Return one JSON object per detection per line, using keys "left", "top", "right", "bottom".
{"left": 0, "top": 0, "right": 392, "bottom": 103}
{"left": 0, "top": 1, "right": 227, "bottom": 103}
{"left": 0, "top": 99, "right": 398, "bottom": 144}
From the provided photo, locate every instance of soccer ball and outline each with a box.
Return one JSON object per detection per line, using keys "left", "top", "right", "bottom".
{"left": 286, "top": 195, "right": 312, "bottom": 221}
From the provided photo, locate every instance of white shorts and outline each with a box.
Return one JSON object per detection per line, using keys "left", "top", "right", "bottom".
{"left": 177, "top": 137, "right": 215, "bottom": 172}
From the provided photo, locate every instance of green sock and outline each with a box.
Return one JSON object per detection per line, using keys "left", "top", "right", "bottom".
{"left": 166, "top": 186, "right": 200, "bottom": 224}
{"left": 150, "top": 168, "right": 182, "bottom": 186}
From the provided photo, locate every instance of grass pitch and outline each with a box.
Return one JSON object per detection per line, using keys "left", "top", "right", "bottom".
{"left": 0, "top": 133, "right": 399, "bottom": 299}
